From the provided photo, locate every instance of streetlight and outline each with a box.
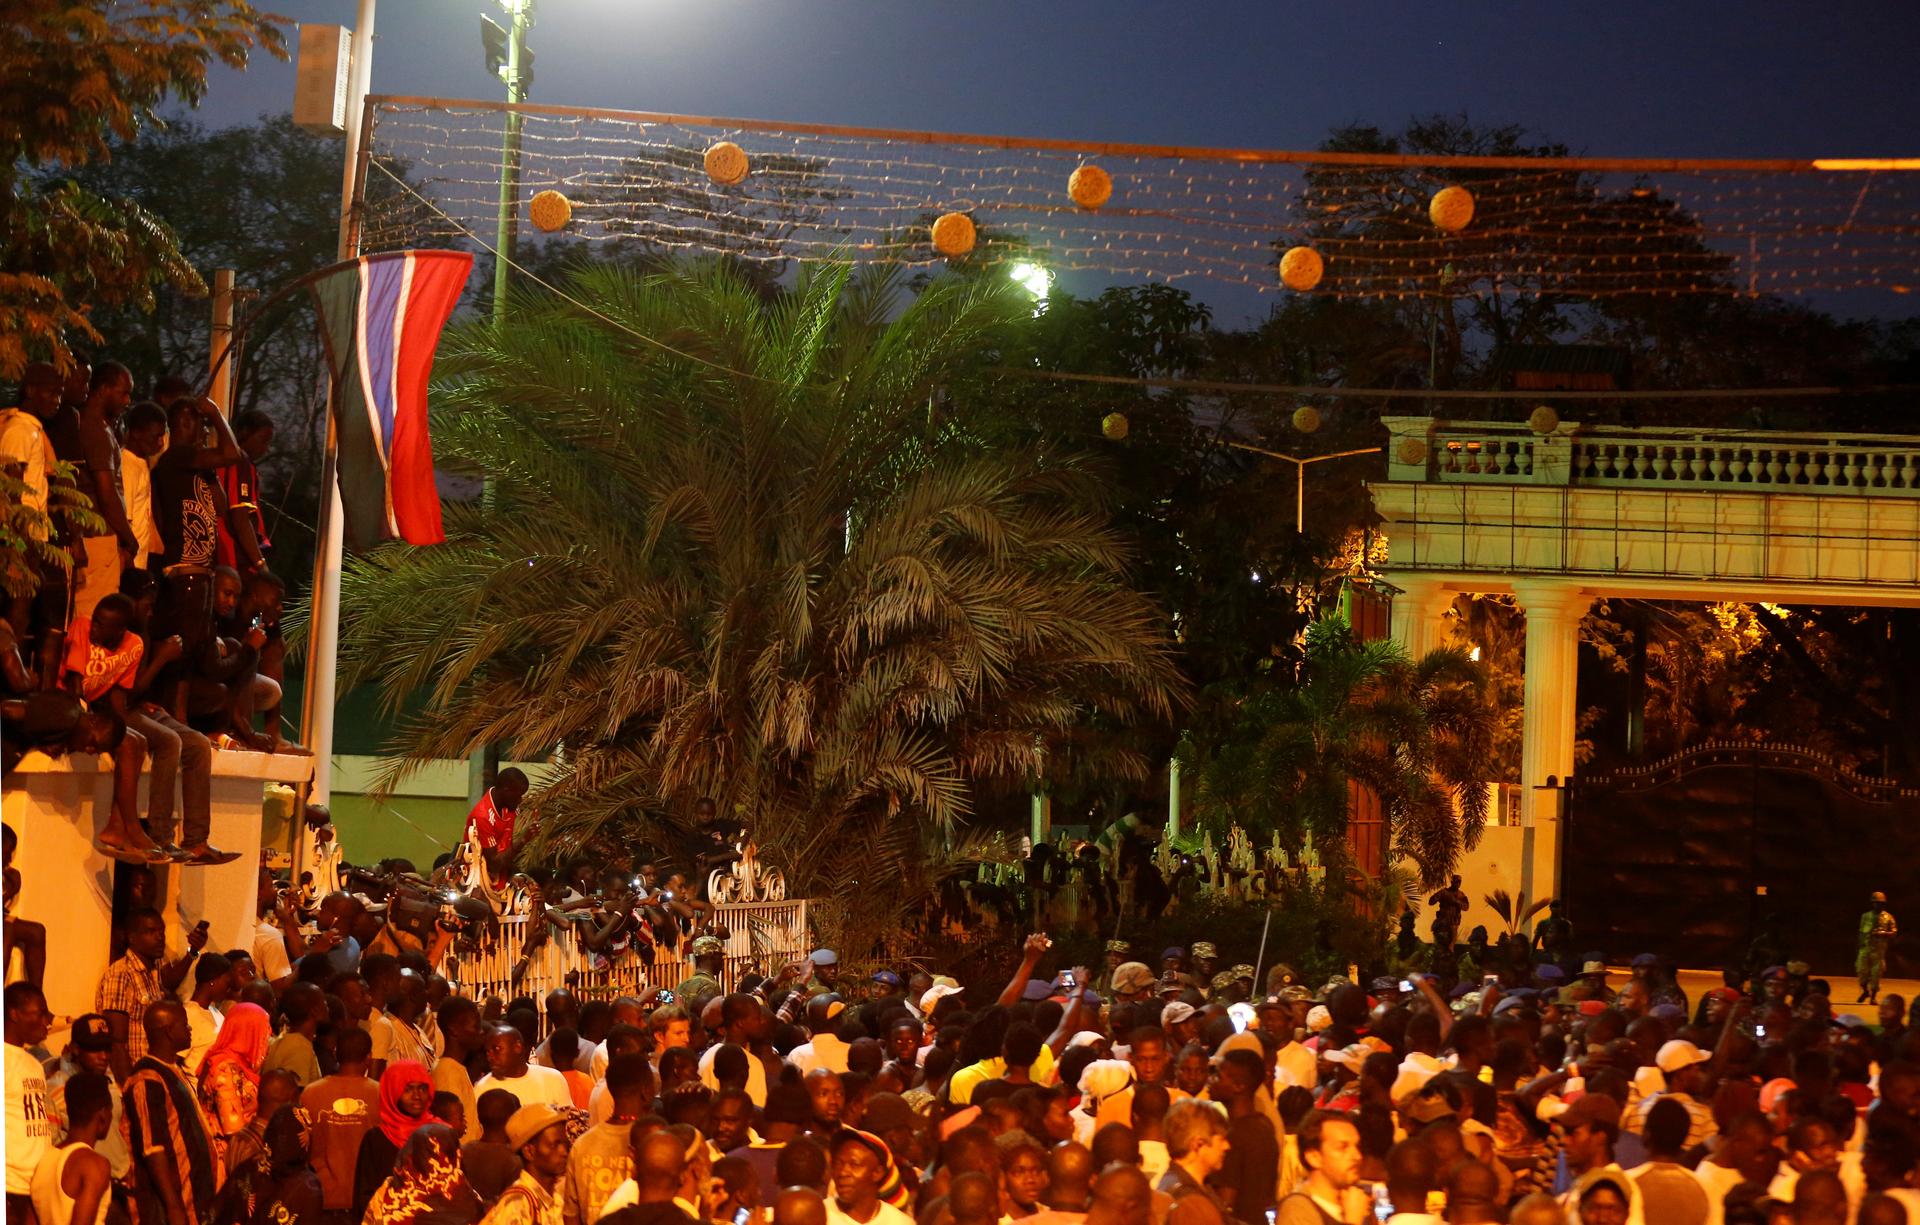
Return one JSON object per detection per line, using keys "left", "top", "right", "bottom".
{"left": 1226, "top": 440, "right": 1382, "bottom": 534}
{"left": 1009, "top": 260, "right": 1052, "bottom": 307}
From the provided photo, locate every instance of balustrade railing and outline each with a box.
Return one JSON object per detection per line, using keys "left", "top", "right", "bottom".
{"left": 1387, "top": 417, "right": 1920, "bottom": 496}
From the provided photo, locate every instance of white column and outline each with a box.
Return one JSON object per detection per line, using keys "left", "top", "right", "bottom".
{"left": 1512, "top": 580, "right": 1589, "bottom": 902}
{"left": 1390, "top": 576, "right": 1455, "bottom": 661}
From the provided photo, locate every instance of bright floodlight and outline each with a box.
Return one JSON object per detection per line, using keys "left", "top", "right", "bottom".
{"left": 1010, "top": 261, "right": 1052, "bottom": 301}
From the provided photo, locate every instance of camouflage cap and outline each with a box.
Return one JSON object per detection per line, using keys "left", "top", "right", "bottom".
{"left": 1105, "top": 939, "right": 1131, "bottom": 955}
{"left": 1189, "top": 941, "right": 1218, "bottom": 961}
{"left": 690, "top": 935, "right": 725, "bottom": 956}
{"left": 1229, "top": 963, "right": 1256, "bottom": 983}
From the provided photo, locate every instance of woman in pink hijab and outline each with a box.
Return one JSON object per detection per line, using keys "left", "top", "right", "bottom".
{"left": 353, "top": 1061, "right": 436, "bottom": 1220}
{"left": 198, "top": 1001, "right": 274, "bottom": 1163}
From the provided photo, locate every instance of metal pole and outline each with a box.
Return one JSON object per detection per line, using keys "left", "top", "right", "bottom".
{"left": 208, "top": 270, "right": 236, "bottom": 416}
{"left": 491, "top": 0, "right": 528, "bottom": 324}
{"left": 300, "top": 0, "right": 376, "bottom": 823}
{"left": 1294, "top": 458, "right": 1305, "bottom": 535}
{"left": 476, "top": 0, "right": 529, "bottom": 799}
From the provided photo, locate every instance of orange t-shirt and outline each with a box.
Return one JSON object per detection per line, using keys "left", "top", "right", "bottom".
{"left": 64, "top": 619, "right": 143, "bottom": 702}
{"left": 563, "top": 1068, "right": 592, "bottom": 1111}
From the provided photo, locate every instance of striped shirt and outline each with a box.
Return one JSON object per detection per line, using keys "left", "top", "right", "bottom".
{"left": 124, "top": 1056, "right": 220, "bottom": 1225}
{"left": 97, "top": 953, "right": 164, "bottom": 1068}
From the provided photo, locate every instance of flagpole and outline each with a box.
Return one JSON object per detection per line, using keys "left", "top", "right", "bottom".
{"left": 299, "top": 0, "right": 377, "bottom": 831}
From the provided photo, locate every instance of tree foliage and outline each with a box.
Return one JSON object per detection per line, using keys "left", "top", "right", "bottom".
{"left": 0, "top": 1, "right": 286, "bottom": 376}
{"left": 1182, "top": 616, "right": 1497, "bottom": 886}
{"left": 333, "top": 260, "right": 1186, "bottom": 917}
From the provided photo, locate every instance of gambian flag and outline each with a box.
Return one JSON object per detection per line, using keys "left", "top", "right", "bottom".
{"left": 310, "top": 249, "right": 474, "bottom": 549}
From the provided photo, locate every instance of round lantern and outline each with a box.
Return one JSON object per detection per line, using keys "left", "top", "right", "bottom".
{"left": 1292, "top": 405, "right": 1322, "bottom": 434}
{"left": 1429, "top": 185, "right": 1475, "bottom": 232}
{"left": 1279, "top": 245, "right": 1324, "bottom": 292}
{"left": 931, "top": 212, "right": 976, "bottom": 258}
{"left": 528, "top": 189, "right": 572, "bottom": 233}
{"left": 1395, "top": 437, "right": 1430, "bottom": 466}
{"left": 1068, "top": 164, "right": 1113, "bottom": 211}
{"left": 1101, "top": 412, "right": 1130, "bottom": 440}
{"left": 704, "top": 141, "right": 750, "bottom": 186}
{"left": 1528, "top": 405, "right": 1560, "bottom": 435}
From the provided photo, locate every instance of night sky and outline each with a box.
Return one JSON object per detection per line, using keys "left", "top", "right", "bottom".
{"left": 191, "top": 1, "right": 1920, "bottom": 323}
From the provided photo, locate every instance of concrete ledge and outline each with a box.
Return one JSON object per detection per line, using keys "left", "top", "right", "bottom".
{"left": 3, "top": 749, "right": 314, "bottom": 1046}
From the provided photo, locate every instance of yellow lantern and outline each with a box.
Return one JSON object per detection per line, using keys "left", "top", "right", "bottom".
{"left": 931, "top": 212, "right": 976, "bottom": 258}
{"left": 1292, "top": 406, "right": 1322, "bottom": 434}
{"left": 1279, "top": 246, "right": 1324, "bottom": 291}
{"left": 1429, "top": 185, "right": 1475, "bottom": 232}
{"left": 704, "top": 141, "right": 750, "bottom": 186}
{"left": 1069, "top": 164, "right": 1113, "bottom": 211}
{"left": 528, "top": 189, "right": 572, "bottom": 233}
{"left": 1528, "top": 405, "right": 1560, "bottom": 435}
{"left": 1101, "top": 412, "right": 1130, "bottom": 440}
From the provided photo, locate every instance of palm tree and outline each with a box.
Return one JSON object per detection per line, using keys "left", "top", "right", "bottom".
{"left": 1183, "top": 615, "right": 1496, "bottom": 886}
{"left": 334, "top": 259, "right": 1185, "bottom": 929}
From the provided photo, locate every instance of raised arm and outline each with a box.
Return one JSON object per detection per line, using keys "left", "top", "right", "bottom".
{"left": 998, "top": 932, "right": 1052, "bottom": 1006}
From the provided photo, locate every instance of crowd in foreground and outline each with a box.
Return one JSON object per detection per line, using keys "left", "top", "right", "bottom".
{"left": 2, "top": 359, "right": 302, "bottom": 870}
{"left": 8, "top": 881, "right": 1920, "bottom": 1225}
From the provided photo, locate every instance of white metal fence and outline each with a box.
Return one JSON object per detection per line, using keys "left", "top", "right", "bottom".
{"left": 442, "top": 899, "right": 811, "bottom": 1005}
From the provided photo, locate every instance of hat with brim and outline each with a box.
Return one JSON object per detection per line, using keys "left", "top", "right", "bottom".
{"left": 1021, "top": 979, "right": 1053, "bottom": 1002}
{"left": 920, "top": 983, "right": 964, "bottom": 1014}
{"left": 1581, "top": 960, "right": 1608, "bottom": 976}
{"left": 1111, "top": 962, "right": 1156, "bottom": 996}
{"left": 505, "top": 1102, "right": 567, "bottom": 1151}
{"left": 1655, "top": 1039, "right": 1710, "bottom": 1074}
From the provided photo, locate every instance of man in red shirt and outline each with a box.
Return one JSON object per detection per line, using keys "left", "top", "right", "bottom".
{"left": 214, "top": 408, "right": 271, "bottom": 572}
{"left": 464, "top": 767, "right": 530, "bottom": 889}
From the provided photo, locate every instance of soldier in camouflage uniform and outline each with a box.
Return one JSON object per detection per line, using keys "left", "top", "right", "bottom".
{"left": 1858, "top": 891, "right": 1898, "bottom": 1004}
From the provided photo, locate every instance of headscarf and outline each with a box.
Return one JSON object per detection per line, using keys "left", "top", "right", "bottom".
{"left": 378, "top": 1060, "right": 435, "bottom": 1148}
{"left": 202, "top": 1002, "right": 273, "bottom": 1087}
{"left": 366, "top": 1124, "right": 483, "bottom": 1225}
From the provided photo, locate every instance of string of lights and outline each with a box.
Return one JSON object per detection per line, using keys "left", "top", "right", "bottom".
{"left": 356, "top": 97, "right": 1920, "bottom": 300}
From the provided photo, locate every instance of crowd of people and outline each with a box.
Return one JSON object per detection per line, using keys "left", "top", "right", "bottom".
{"left": 1, "top": 358, "right": 301, "bottom": 866}
{"left": 8, "top": 873, "right": 1920, "bottom": 1225}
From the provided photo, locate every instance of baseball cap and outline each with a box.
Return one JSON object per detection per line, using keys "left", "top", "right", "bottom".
{"left": 1229, "top": 964, "right": 1256, "bottom": 983}
{"left": 809, "top": 948, "right": 838, "bottom": 967}
{"left": 1630, "top": 953, "right": 1660, "bottom": 970}
{"left": 920, "top": 983, "right": 963, "bottom": 1014}
{"left": 1534, "top": 965, "right": 1566, "bottom": 985}
{"left": 689, "top": 935, "right": 725, "bottom": 957}
{"left": 1161, "top": 1002, "right": 1197, "bottom": 1029}
{"left": 70, "top": 1014, "right": 113, "bottom": 1052}
{"left": 505, "top": 1102, "right": 567, "bottom": 1150}
{"left": 1188, "top": 941, "right": 1217, "bottom": 961}
{"left": 1655, "top": 1040, "right": 1710, "bottom": 1074}
{"left": 1021, "top": 979, "right": 1053, "bottom": 1002}
{"left": 1160, "top": 946, "right": 1186, "bottom": 962}
{"left": 1105, "top": 939, "right": 1131, "bottom": 955}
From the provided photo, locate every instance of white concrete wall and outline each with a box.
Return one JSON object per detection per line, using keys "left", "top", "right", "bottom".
{"left": 4, "top": 750, "right": 312, "bottom": 1052}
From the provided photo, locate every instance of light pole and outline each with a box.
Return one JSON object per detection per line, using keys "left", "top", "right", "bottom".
{"left": 482, "top": 0, "right": 534, "bottom": 325}
{"left": 1226, "top": 441, "right": 1382, "bottom": 534}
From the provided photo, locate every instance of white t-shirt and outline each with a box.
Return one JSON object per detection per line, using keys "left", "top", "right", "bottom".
{"left": 826, "top": 1199, "right": 913, "bottom": 1225}
{"left": 475, "top": 1063, "right": 575, "bottom": 1109}
{"left": 1692, "top": 1159, "right": 1746, "bottom": 1225}
{"left": 254, "top": 920, "right": 293, "bottom": 985}
{"left": 698, "top": 1042, "right": 768, "bottom": 1107}
{"left": 6, "top": 1041, "right": 54, "bottom": 1195}
{"left": 120, "top": 447, "right": 159, "bottom": 567}
{"left": 184, "top": 1002, "right": 224, "bottom": 1076}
